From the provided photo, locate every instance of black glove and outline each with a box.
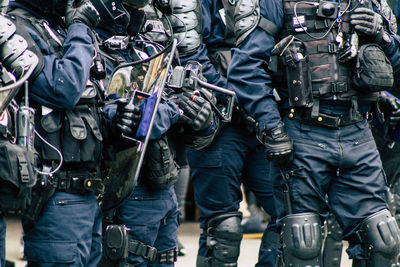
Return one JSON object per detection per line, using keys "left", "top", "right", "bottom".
{"left": 378, "top": 94, "right": 400, "bottom": 129}
{"left": 65, "top": 0, "right": 100, "bottom": 29}
{"left": 113, "top": 98, "right": 142, "bottom": 136}
{"left": 350, "top": 7, "right": 384, "bottom": 43}
{"left": 170, "top": 91, "right": 213, "bottom": 131}
{"left": 258, "top": 122, "right": 294, "bottom": 166}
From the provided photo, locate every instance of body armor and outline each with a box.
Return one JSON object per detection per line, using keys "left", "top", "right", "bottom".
{"left": 273, "top": 0, "right": 397, "bottom": 116}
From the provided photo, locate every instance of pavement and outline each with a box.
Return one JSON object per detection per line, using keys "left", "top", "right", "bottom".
{"left": 4, "top": 216, "right": 354, "bottom": 267}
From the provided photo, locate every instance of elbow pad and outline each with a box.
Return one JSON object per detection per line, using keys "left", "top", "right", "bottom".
{"left": 234, "top": 0, "right": 279, "bottom": 45}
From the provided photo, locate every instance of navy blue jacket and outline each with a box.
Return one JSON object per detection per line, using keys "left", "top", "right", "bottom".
{"left": 180, "top": 0, "right": 228, "bottom": 88}
{"left": 10, "top": 3, "right": 95, "bottom": 111}
{"left": 227, "top": 0, "right": 400, "bottom": 132}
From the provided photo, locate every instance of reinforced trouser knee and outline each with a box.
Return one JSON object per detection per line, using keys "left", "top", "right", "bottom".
{"left": 281, "top": 213, "right": 323, "bottom": 267}
{"left": 357, "top": 209, "right": 400, "bottom": 267}
{"left": 198, "top": 212, "right": 243, "bottom": 267}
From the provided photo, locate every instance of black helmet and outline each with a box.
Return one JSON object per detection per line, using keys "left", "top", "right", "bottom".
{"left": 91, "top": 0, "right": 130, "bottom": 35}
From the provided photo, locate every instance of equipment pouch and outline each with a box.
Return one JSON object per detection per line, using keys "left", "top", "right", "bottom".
{"left": 284, "top": 40, "right": 313, "bottom": 108}
{"left": 273, "top": 36, "right": 313, "bottom": 108}
{"left": 62, "top": 106, "right": 103, "bottom": 163}
{"left": 353, "top": 43, "right": 394, "bottom": 92}
{"left": 23, "top": 170, "right": 56, "bottom": 223}
{"left": 143, "top": 134, "right": 179, "bottom": 190}
{"left": 0, "top": 138, "right": 37, "bottom": 214}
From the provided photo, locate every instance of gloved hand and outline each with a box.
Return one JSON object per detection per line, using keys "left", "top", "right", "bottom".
{"left": 258, "top": 122, "right": 294, "bottom": 166}
{"left": 378, "top": 94, "right": 400, "bottom": 129}
{"left": 169, "top": 91, "right": 213, "bottom": 131}
{"left": 350, "top": 7, "right": 384, "bottom": 43}
{"left": 65, "top": 0, "right": 100, "bottom": 29}
{"left": 113, "top": 98, "right": 142, "bottom": 136}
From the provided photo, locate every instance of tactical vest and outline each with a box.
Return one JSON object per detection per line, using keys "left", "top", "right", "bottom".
{"left": 9, "top": 8, "right": 104, "bottom": 170}
{"left": 276, "top": 0, "right": 393, "bottom": 110}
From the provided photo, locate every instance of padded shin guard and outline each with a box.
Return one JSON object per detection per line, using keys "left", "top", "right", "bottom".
{"left": 281, "top": 213, "right": 322, "bottom": 267}
{"left": 323, "top": 213, "right": 343, "bottom": 267}
{"left": 206, "top": 212, "right": 243, "bottom": 267}
{"left": 358, "top": 209, "right": 400, "bottom": 267}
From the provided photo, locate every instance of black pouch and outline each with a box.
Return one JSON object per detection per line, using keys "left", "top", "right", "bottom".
{"left": 23, "top": 169, "right": 56, "bottom": 222}
{"left": 62, "top": 106, "right": 103, "bottom": 163}
{"left": 353, "top": 43, "right": 394, "bottom": 92}
{"left": 284, "top": 41, "right": 313, "bottom": 108}
{"left": 0, "top": 139, "right": 37, "bottom": 214}
{"left": 142, "top": 134, "right": 179, "bottom": 190}
{"left": 273, "top": 36, "right": 313, "bottom": 108}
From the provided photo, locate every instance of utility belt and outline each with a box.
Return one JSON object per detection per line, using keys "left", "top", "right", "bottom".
{"left": 285, "top": 108, "right": 368, "bottom": 128}
{"left": 54, "top": 170, "right": 103, "bottom": 195}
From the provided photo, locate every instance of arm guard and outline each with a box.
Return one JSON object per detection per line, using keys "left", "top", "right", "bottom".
{"left": 170, "top": 0, "right": 202, "bottom": 57}
{"left": 234, "top": 0, "right": 279, "bottom": 45}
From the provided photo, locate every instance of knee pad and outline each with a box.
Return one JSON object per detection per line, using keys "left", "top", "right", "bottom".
{"left": 281, "top": 213, "right": 323, "bottom": 267}
{"left": 358, "top": 209, "right": 400, "bottom": 267}
{"left": 206, "top": 212, "right": 243, "bottom": 267}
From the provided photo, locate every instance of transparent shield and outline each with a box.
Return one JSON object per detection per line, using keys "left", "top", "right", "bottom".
{"left": 100, "top": 39, "right": 177, "bottom": 212}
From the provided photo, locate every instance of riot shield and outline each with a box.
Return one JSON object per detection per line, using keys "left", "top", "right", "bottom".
{"left": 100, "top": 39, "right": 177, "bottom": 212}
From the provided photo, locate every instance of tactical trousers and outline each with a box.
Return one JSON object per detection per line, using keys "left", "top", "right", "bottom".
{"left": 0, "top": 215, "right": 4, "bottom": 267}
{"left": 273, "top": 117, "right": 389, "bottom": 259}
{"left": 22, "top": 192, "right": 102, "bottom": 267}
{"left": 187, "top": 124, "right": 279, "bottom": 266}
{"left": 117, "top": 185, "right": 179, "bottom": 267}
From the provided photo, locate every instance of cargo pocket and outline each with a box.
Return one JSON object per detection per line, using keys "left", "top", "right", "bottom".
{"left": 24, "top": 240, "right": 77, "bottom": 264}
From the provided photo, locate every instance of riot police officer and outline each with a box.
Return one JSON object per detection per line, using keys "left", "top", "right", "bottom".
{"left": 170, "top": 0, "right": 280, "bottom": 266}
{"left": 228, "top": 0, "right": 400, "bottom": 265}
{"left": 92, "top": 1, "right": 217, "bottom": 265}
{"left": 6, "top": 0, "right": 104, "bottom": 265}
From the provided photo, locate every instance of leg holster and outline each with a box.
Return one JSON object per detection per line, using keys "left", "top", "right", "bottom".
{"left": 357, "top": 209, "right": 400, "bottom": 267}
{"left": 281, "top": 213, "right": 323, "bottom": 267}
{"left": 102, "top": 225, "right": 157, "bottom": 266}
{"left": 205, "top": 212, "right": 243, "bottom": 267}
{"left": 323, "top": 213, "right": 343, "bottom": 267}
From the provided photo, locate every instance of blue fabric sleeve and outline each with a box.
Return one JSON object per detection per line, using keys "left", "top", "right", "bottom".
{"left": 227, "top": 0, "right": 284, "bottom": 131}
{"left": 29, "top": 23, "right": 95, "bottom": 110}
{"left": 147, "top": 101, "right": 180, "bottom": 140}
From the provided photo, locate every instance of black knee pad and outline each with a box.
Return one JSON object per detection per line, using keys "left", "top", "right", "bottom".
{"left": 358, "top": 209, "right": 400, "bottom": 267}
{"left": 281, "top": 213, "right": 323, "bottom": 267}
{"left": 206, "top": 212, "right": 243, "bottom": 267}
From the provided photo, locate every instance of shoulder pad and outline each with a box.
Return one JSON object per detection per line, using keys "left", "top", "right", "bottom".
{"left": 234, "top": 0, "right": 279, "bottom": 45}
{"left": 6, "top": 9, "right": 44, "bottom": 80}
{"left": 171, "top": 0, "right": 202, "bottom": 57}
{"left": 0, "top": 16, "right": 16, "bottom": 46}
{"left": 381, "top": 0, "right": 398, "bottom": 34}
{"left": 0, "top": 34, "right": 28, "bottom": 66}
